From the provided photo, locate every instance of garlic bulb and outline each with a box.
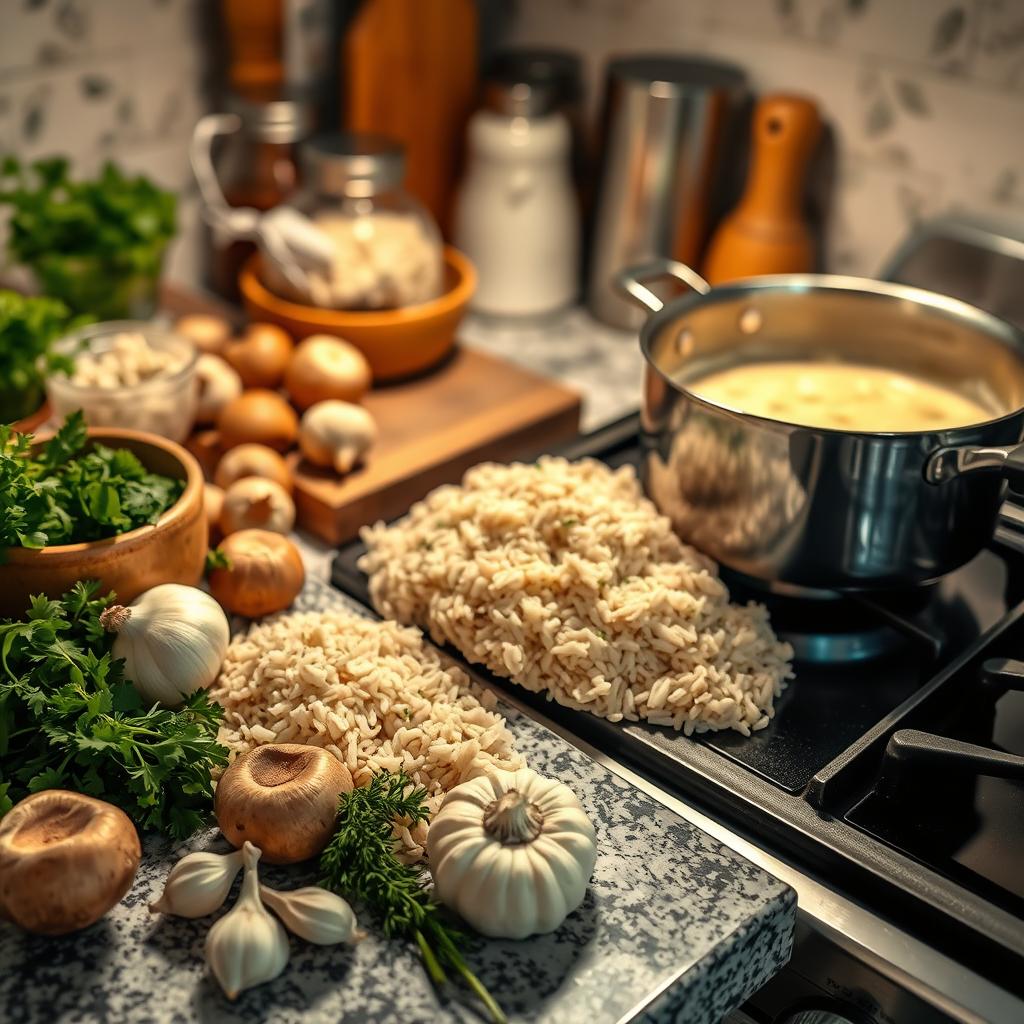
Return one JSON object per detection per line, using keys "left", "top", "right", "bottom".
{"left": 427, "top": 767, "right": 598, "bottom": 939}
{"left": 260, "top": 885, "right": 364, "bottom": 945}
{"left": 100, "top": 584, "right": 230, "bottom": 707}
{"left": 205, "top": 842, "right": 289, "bottom": 1000}
{"left": 149, "top": 849, "right": 244, "bottom": 918}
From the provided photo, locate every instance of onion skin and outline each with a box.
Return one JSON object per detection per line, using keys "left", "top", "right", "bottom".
{"left": 214, "top": 443, "right": 294, "bottom": 493}
{"left": 284, "top": 335, "right": 372, "bottom": 410}
{"left": 0, "top": 791, "right": 141, "bottom": 935}
{"left": 224, "top": 324, "right": 293, "bottom": 388}
{"left": 219, "top": 478, "right": 295, "bottom": 536}
{"left": 215, "top": 745, "right": 353, "bottom": 863}
{"left": 209, "top": 529, "right": 305, "bottom": 616}
{"left": 217, "top": 390, "right": 299, "bottom": 453}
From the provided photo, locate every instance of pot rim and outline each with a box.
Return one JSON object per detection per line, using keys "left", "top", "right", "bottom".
{"left": 4, "top": 427, "right": 203, "bottom": 563}
{"left": 640, "top": 272, "right": 1024, "bottom": 439}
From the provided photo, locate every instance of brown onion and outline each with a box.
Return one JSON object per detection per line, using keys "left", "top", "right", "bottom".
{"left": 214, "top": 443, "right": 294, "bottom": 493}
{"left": 217, "top": 390, "right": 299, "bottom": 452}
{"left": 284, "top": 334, "right": 372, "bottom": 410}
{"left": 219, "top": 478, "right": 295, "bottom": 536}
{"left": 208, "top": 529, "right": 305, "bottom": 616}
{"left": 176, "top": 314, "right": 232, "bottom": 354}
{"left": 224, "top": 323, "right": 293, "bottom": 388}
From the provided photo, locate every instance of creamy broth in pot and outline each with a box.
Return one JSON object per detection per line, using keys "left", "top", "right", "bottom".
{"left": 688, "top": 360, "right": 994, "bottom": 432}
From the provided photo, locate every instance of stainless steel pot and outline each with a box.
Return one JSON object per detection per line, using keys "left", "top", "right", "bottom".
{"left": 618, "top": 260, "right": 1024, "bottom": 591}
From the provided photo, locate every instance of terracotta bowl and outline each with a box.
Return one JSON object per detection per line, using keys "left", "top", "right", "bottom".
{"left": 2, "top": 428, "right": 207, "bottom": 618}
{"left": 239, "top": 246, "right": 476, "bottom": 381}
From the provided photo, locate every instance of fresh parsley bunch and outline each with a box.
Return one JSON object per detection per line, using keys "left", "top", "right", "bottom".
{"left": 0, "top": 157, "right": 176, "bottom": 318}
{"left": 0, "top": 581, "right": 227, "bottom": 838}
{"left": 0, "top": 289, "right": 80, "bottom": 423}
{"left": 0, "top": 411, "right": 184, "bottom": 555}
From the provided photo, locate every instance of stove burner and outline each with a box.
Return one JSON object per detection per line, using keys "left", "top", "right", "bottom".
{"left": 721, "top": 568, "right": 926, "bottom": 663}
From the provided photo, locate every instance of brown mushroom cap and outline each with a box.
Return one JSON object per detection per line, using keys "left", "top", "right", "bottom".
{"left": 0, "top": 790, "right": 141, "bottom": 935}
{"left": 215, "top": 744, "right": 354, "bottom": 864}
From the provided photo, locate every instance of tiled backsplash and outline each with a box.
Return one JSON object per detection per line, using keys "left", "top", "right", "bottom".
{"left": 0, "top": 0, "right": 212, "bottom": 287}
{"left": 3, "top": 0, "right": 1022, "bottom": 288}
{"left": 507, "top": 0, "right": 1024, "bottom": 275}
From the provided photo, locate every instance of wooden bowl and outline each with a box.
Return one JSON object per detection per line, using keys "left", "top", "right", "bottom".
{"left": 2, "top": 429, "right": 207, "bottom": 618}
{"left": 238, "top": 246, "right": 476, "bottom": 381}
{"left": 10, "top": 400, "right": 50, "bottom": 434}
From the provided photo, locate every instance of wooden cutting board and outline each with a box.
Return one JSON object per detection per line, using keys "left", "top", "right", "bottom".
{"left": 289, "top": 346, "right": 580, "bottom": 544}
{"left": 164, "top": 285, "right": 581, "bottom": 545}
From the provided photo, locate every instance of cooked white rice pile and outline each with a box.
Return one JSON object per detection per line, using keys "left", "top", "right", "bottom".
{"left": 210, "top": 609, "right": 523, "bottom": 820}
{"left": 359, "top": 457, "right": 794, "bottom": 736}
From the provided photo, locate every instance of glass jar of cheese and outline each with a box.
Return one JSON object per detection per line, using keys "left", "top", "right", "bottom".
{"left": 262, "top": 133, "right": 444, "bottom": 311}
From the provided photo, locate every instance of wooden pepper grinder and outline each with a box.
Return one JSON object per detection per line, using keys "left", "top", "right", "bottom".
{"left": 703, "top": 94, "right": 822, "bottom": 284}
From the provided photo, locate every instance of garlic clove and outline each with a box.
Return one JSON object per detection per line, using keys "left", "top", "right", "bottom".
{"left": 259, "top": 884, "right": 365, "bottom": 946}
{"left": 205, "top": 842, "right": 289, "bottom": 1000}
{"left": 149, "top": 848, "right": 245, "bottom": 918}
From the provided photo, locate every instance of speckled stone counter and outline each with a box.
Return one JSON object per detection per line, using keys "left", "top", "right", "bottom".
{"left": 0, "top": 583, "right": 794, "bottom": 1024}
{"left": 460, "top": 308, "right": 643, "bottom": 432}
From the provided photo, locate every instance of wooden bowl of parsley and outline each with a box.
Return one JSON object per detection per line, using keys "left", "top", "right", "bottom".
{"left": 1, "top": 412, "right": 206, "bottom": 617}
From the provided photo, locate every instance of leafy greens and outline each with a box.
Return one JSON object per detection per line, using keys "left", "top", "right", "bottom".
{"left": 0, "top": 157, "right": 176, "bottom": 317}
{"left": 0, "top": 581, "right": 227, "bottom": 838}
{"left": 320, "top": 770, "right": 506, "bottom": 1024}
{"left": 0, "top": 289, "right": 80, "bottom": 423}
{"left": 0, "top": 411, "right": 184, "bottom": 555}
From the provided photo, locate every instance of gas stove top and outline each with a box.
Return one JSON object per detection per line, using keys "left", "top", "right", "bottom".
{"left": 332, "top": 413, "right": 1024, "bottom": 1021}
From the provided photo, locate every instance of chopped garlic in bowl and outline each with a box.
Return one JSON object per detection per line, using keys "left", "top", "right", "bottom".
{"left": 46, "top": 321, "right": 199, "bottom": 442}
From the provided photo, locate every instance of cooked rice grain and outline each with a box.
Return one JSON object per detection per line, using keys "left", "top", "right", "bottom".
{"left": 359, "top": 457, "right": 793, "bottom": 736}
{"left": 210, "top": 610, "right": 523, "bottom": 837}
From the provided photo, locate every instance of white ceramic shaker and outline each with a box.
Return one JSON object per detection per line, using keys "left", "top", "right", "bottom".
{"left": 454, "top": 77, "right": 579, "bottom": 318}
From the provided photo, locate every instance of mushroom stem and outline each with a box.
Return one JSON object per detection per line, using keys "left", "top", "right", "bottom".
{"left": 482, "top": 790, "right": 543, "bottom": 845}
{"left": 99, "top": 605, "right": 132, "bottom": 633}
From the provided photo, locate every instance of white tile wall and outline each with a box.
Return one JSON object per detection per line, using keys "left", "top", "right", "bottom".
{"left": 0, "top": 0, "right": 210, "bottom": 287}
{"left": 508, "top": 0, "right": 1024, "bottom": 275}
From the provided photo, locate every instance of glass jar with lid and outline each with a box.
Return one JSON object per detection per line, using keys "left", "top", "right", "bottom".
{"left": 210, "top": 93, "right": 313, "bottom": 300}
{"left": 262, "top": 133, "right": 444, "bottom": 310}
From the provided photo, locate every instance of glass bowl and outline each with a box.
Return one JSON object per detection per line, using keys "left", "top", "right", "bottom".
{"left": 45, "top": 321, "right": 199, "bottom": 442}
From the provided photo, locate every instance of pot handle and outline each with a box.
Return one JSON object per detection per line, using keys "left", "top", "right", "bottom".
{"left": 925, "top": 441, "right": 1024, "bottom": 488}
{"left": 615, "top": 259, "right": 712, "bottom": 314}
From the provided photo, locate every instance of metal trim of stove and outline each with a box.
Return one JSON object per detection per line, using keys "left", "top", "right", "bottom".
{"left": 331, "top": 412, "right": 1024, "bottom": 1023}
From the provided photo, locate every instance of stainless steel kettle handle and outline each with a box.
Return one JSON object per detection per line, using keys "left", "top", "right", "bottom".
{"left": 615, "top": 259, "right": 712, "bottom": 313}
{"left": 925, "top": 442, "right": 1024, "bottom": 487}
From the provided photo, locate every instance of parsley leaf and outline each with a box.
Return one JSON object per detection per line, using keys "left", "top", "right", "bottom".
{"left": 0, "top": 289, "right": 82, "bottom": 422}
{"left": 0, "top": 412, "right": 183, "bottom": 556}
{"left": 0, "top": 582, "right": 227, "bottom": 839}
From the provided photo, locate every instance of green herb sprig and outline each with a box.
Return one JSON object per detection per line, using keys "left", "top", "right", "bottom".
{"left": 0, "top": 581, "right": 227, "bottom": 837}
{"left": 0, "top": 411, "right": 184, "bottom": 556}
{"left": 320, "top": 771, "right": 507, "bottom": 1024}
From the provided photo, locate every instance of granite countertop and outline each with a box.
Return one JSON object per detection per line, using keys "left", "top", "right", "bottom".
{"left": 0, "top": 310, "right": 798, "bottom": 1021}
{"left": 0, "top": 580, "right": 796, "bottom": 1024}
{"left": 459, "top": 308, "right": 643, "bottom": 433}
